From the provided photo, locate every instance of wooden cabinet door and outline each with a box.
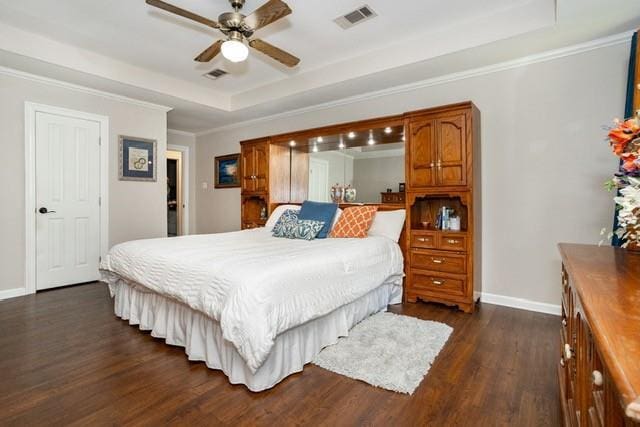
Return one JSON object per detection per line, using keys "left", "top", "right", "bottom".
{"left": 241, "top": 144, "right": 256, "bottom": 193}
{"left": 436, "top": 114, "right": 467, "bottom": 187}
{"left": 407, "top": 118, "right": 437, "bottom": 189}
{"left": 253, "top": 142, "right": 269, "bottom": 193}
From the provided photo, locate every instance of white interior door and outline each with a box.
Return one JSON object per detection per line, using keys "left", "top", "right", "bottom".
{"left": 35, "top": 112, "right": 101, "bottom": 290}
{"left": 308, "top": 158, "right": 329, "bottom": 202}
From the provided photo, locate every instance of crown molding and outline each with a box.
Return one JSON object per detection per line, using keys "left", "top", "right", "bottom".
{"left": 167, "top": 128, "right": 196, "bottom": 137}
{"left": 196, "top": 30, "right": 633, "bottom": 137}
{"left": 0, "top": 65, "right": 173, "bottom": 112}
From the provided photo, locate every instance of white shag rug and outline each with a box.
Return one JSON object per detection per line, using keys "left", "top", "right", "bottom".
{"left": 312, "top": 312, "right": 453, "bottom": 394}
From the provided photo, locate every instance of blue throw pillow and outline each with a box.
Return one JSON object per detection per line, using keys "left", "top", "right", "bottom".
{"left": 298, "top": 201, "right": 339, "bottom": 239}
{"left": 276, "top": 220, "right": 325, "bottom": 240}
{"left": 272, "top": 209, "right": 299, "bottom": 236}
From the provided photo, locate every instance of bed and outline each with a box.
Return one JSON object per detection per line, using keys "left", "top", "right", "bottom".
{"left": 100, "top": 217, "right": 404, "bottom": 391}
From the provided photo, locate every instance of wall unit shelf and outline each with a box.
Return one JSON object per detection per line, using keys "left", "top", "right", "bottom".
{"left": 405, "top": 102, "right": 481, "bottom": 313}
{"left": 239, "top": 101, "right": 481, "bottom": 314}
{"left": 241, "top": 195, "right": 268, "bottom": 230}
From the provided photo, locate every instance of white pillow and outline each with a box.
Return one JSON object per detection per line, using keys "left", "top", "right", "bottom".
{"left": 265, "top": 204, "right": 301, "bottom": 229}
{"left": 368, "top": 209, "right": 406, "bottom": 242}
{"left": 266, "top": 204, "right": 343, "bottom": 230}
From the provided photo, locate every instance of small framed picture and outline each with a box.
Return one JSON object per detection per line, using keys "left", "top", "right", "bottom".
{"left": 119, "top": 136, "right": 157, "bottom": 182}
{"left": 215, "top": 154, "right": 241, "bottom": 188}
{"left": 398, "top": 182, "right": 406, "bottom": 192}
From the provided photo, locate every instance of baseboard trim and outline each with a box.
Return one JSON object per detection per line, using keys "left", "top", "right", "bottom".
{"left": 0, "top": 287, "right": 27, "bottom": 301}
{"left": 480, "top": 292, "right": 561, "bottom": 316}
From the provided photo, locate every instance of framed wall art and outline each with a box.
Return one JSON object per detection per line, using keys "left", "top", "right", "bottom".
{"left": 215, "top": 154, "right": 241, "bottom": 188}
{"left": 119, "top": 135, "right": 157, "bottom": 182}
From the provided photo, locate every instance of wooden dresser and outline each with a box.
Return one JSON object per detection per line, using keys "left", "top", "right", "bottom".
{"left": 381, "top": 192, "right": 405, "bottom": 205}
{"left": 404, "top": 102, "right": 481, "bottom": 313}
{"left": 558, "top": 244, "right": 640, "bottom": 426}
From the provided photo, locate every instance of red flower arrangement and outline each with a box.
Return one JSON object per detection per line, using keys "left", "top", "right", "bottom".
{"left": 608, "top": 116, "right": 640, "bottom": 174}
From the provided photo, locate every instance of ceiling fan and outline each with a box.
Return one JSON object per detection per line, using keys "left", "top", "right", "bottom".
{"left": 146, "top": 0, "right": 299, "bottom": 67}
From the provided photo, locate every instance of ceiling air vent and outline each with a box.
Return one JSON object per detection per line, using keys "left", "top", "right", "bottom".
{"left": 334, "top": 5, "right": 377, "bottom": 29}
{"left": 203, "top": 69, "right": 228, "bottom": 80}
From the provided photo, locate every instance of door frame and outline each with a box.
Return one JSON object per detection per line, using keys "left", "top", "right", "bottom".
{"left": 167, "top": 143, "right": 190, "bottom": 235}
{"left": 24, "top": 102, "right": 109, "bottom": 295}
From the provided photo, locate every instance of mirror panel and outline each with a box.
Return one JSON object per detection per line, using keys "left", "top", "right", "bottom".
{"left": 304, "top": 126, "right": 405, "bottom": 204}
{"left": 272, "top": 124, "right": 406, "bottom": 204}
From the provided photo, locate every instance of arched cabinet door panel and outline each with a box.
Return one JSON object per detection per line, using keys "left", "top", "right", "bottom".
{"left": 436, "top": 114, "right": 467, "bottom": 187}
{"left": 407, "top": 118, "right": 437, "bottom": 189}
{"left": 253, "top": 143, "right": 269, "bottom": 193}
{"left": 241, "top": 144, "right": 256, "bottom": 193}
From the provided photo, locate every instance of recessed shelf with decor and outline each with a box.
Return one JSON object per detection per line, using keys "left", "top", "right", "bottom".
{"left": 241, "top": 195, "right": 268, "bottom": 229}
{"left": 408, "top": 193, "right": 469, "bottom": 232}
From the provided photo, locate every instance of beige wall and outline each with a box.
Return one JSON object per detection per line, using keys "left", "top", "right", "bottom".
{"left": 167, "top": 131, "right": 197, "bottom": 234}
{"left": 0, "top": 73, "right": 168, "bottom": 292}
{"left": 196, "top": 43, "right": 626, "bottom": 305}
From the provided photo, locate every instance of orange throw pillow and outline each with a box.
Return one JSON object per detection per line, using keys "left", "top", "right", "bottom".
{"left": 329, "top": 206, "right": 378, "bottom": 238}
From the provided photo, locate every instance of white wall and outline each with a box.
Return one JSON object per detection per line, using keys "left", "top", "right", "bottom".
{"left": 167, "top": 130, "right": 197, "bottom": 234}
{"left": 196, "top": 43, "right": 626, "bottom": 306}
{"left": 353, "top": 155, "right": 405, "bottom": 202}
{"left": 0, "top": 72, "right": 168, "bottom": 293}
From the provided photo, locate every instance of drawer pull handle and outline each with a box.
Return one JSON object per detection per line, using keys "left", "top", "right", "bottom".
{"left": 431, "top": 279, "right": 444, "bottom": 285}
{"left": 447, "top": 239, "right": 459, "bottom": 244}
{"left": 562, "top": 318, "right": 567, "bottom": 326}
{"left": 560, "top": 357, "right": 565, "bottom": 368}
{"left": 564, "top": 344, "right": 573, "bottom": 360}
{"left": 592, "top": 370, "right": 603, "bottom": 386}
{"left": 431, "top": 258, "right": 444, "bottom": 264}
{"left": 417, "top": 237, "right": 427, "bottom": 242}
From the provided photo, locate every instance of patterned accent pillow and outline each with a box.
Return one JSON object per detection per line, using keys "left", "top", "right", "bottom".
{"left": 272, "top": 209, "right": 299, "bottom": 236}
{"left": 273, "top": 219, "right": 325, "bottom": 240}
{"left": 329, "top": 206, "right": 379, "bottom": 238}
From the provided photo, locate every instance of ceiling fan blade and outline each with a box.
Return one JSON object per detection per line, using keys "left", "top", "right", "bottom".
{"left": 249, "top": 39, "right": 299, "bottom": 67}
{"left": 243, "top": 0, "right": 291, "bottom": 32}
{"left": 146, "top": 0, "right": 220, "bottom": 29}
{"left": 194, "top": 40, "right": 224, "bottom": 62}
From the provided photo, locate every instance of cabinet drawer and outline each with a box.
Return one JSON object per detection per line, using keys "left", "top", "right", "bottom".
{"left": 411, "top": 232, "right": 437, "bottom": 249}
{"left": 439, "top": 233, "right": 467, "bottom": 251}
{"left": 381, "top": 192, "right": 405, "bottom": 204}
{"left": 409, "top": 270, "right": 466, "bottom": 297}
{"left": 411, "top": 249, "right": 466, "bottom": 274}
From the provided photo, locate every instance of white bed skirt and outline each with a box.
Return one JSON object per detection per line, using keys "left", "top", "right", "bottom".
{"left": 109, "top": 279, "right": 402, "bottom": 392}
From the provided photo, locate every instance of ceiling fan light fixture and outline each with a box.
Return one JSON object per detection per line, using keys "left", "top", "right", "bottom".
{"left": 221, "top": 37, "right": 249, "bottom": 62}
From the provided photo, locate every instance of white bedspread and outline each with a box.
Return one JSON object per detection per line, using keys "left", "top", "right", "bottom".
{"left": 100, "top": 229, "right": 404, "bottom": 372}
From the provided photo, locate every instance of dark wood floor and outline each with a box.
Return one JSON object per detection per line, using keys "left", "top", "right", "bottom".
{"left": 0, "top": 283, "right": 560, "bottom": 426}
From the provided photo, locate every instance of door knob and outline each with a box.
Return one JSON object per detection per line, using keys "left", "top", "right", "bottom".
{"left": 38, "top": 207, "right": 56, "bottom": 214}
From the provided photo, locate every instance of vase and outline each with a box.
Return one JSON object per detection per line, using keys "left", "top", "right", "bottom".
{"left": 330, "top": 184, "right": 343, "bottom": 203}
{"left": 343, "top": 186, "right": 356, "bottom": 203}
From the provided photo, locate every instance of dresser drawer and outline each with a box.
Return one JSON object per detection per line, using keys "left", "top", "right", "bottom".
{"left": 439, "top": 233, "right": 467, "bottom": 251}
{"left": 411, "top": 249, "right": 466, "bottom": 274}
{"left": 409, "top": 270, "right": 466, "bottom": 297}
{"left": 381, "top": 192, "right": 405, "bottom": 204}
{"left": 411, "top": 231, "right": 437, "bottom": 249}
